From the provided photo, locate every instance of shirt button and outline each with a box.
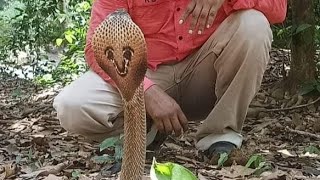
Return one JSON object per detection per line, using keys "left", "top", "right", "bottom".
{"left": 177, "top": 7, "right": 181, "bottom": 11}
{"left": 178, "top": 36, "right": 183, "bottom": 40}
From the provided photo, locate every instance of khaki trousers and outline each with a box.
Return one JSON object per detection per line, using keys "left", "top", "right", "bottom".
{"left": 53, "top": 9, "right": 272, "bottom": 151}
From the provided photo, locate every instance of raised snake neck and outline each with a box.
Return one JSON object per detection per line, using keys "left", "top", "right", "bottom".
{"left": 92, "top": 9, "right": 148, "bottom": 180}
{"left": 121, "top": 83, "right": 146, "bottom": 179}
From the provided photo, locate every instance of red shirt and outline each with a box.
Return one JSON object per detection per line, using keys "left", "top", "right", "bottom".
{"left": 85, "top": 0, "right": 287, "bottom": 91}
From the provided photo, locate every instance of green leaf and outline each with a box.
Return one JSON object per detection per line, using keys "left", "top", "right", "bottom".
{"left": 114, "top": 145, "right": 123, "bottom": 161}
{"left": 150, "top": 158, "right": 197, "bottom": 180}
{"left": 245, "top": 155, "right": 257, "bottom": 168}
{"left": 14, "top": 7, "right": 24, "bottom": 12}
{"left": 294, "top": 24, "right": 312, "bottom": 35}
{"left": 99, "top": 136, "right": 120, "bottom": 151}
{"left": 299, "top": 83, "right": 316, "bottom": 95}
{"left": 171, "top": 163, "right": 197, "bottom": 180}
{"left": 304, "top": 146, "right": 320, "bottom": 154}
{"left": 65, "top": 34, "right": 73, "bottom": 44}
{"left": 71, "top": 170, "right": 81, "bottom": 178}
{"left": 217, "top": 152, "right": 229, "bottom": 167}
{"left": 56, "top": 38, "right": 63, "bottom": 46}
{"left": 253, "top": 162, "right": 271, "bottom": 176}
{"left": 15, "top": 155, "right": 22, "bottom": 164}
{"left": 156, "top": 163, "right": 172, "bottom": 176}
{"left": 246, "top": 154, "right": 265, "bottom": 168}
{"left": 28, "top": 149, "right": 33, "bottom": 160}
{"left": 316, "top": 84, "right": 320, "bottom": 93}
{"left": 11, "top": 88, "right": 22, "bottom": 98}
{"left": 276, "top": 29, "right": 284, "bottom": 36}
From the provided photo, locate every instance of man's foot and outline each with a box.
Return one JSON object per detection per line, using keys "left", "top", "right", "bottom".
{"left": 204, "top": 141, "right": 236, "bottom": 165}
{"left": 205, "top": 141, "right": 236, "bottom": 157}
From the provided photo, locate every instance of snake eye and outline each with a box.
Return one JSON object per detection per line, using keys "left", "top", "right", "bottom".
{"left": 123, "top": 46, "right": 134, "bottom": 61}
{"left": 105, "top": 46, "right": 114, "bottom": 60}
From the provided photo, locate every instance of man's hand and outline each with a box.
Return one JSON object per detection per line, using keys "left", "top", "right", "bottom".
{"left": 145, "top": 85, "right": 188, "bottom": 136}
{"left": 179, "top": 0, "right": 225, "bottom": 34}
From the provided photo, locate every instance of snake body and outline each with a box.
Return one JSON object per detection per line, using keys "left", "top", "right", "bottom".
{"left": 92, "top": 9, "right": 148, "bottom": 180}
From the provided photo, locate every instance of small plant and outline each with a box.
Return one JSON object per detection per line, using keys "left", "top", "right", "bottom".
{"left": 245, "top": 154, "right": 271, "bottom": 176}
{"left": 71, "top": 169, "right": 81, "bottom": 179}
{"left": 92, "top": 135, "right": 124, "bottom": 164}
{"left": 217, "top": 152, "right": 229, "bottom": 168}
{"left": 304, "top": 145, "right": 320, "bottom": 154}
{"left": 299, "top": 79, "right": 320, "bottom": 95}
{"left": 150, "top": 158, "right": 197, "bottom": 180}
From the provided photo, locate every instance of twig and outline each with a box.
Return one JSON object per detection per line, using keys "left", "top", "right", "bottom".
{"left": 262, "top": 96, "right": 320, "bottom": 112}
{"left": 248, "top": 118, "right": 277, "bottom": 134}
{"left": 285, "top": 127, "right": 320, "bottom": 140}
{"left": 0, "top": 120, "right": 16, "bottom": 124}
{"left": 175, "top": 155, "right": 200, "bottom": 166}
{"left": 249, "top": 104, "right": 272, "bottom": 108}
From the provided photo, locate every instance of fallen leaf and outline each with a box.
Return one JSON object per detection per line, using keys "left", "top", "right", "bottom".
{"left": 78, "top": 150, "right": 92, "bottom": 158}
{"left": 197, "top": 173, "right": 208, "bottom": 180}
{"left": 277, "top": 149, "right": 295, "bottom": 157}
{"left": 217, "top": 165, "right": 255, "bottom": 178}
{"left": 0, "top": 163, "right": 17, "bottom": 179}
{"left": 43, "top": 174, "right": 65, "bottom": 180}
{"left": 20, "top": 161, "right": 70, "bottom": 179}
{"left": 164, "top": 142, "right": 182, "bottom": 150}
{"left": 260, "top": 170, "right": 287, "bottom": 179}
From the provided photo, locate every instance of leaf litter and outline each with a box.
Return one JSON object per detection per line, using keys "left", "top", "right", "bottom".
{"left": 0, "top": 49, "right": 320, "bottom": 179}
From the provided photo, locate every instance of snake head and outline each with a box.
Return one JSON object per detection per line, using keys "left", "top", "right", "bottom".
{"left": 92, "top": 9, "right": 147, "bottom": 101}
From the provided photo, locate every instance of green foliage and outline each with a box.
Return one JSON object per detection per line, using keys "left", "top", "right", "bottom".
{"left": 272, "top": 1, "right": 320, "bottom": 49}
{"left": 245, "top": 154, "right": 265, "bottom": 169}
{"left": 245, "top": 154, "right": 271, "bottom": 176}
{"left": 294, "top": 24, "right": 313, "bottom": 35}
{"left": 272, "top": 24, "right": 292, "bottom": 49}
{"left": 300, "top": 79, "right": 320, "bottom": 95}
{"left": 0, "top": 0, "right": 91, "bottom": 85}
{"left": 304, "top": 145, "right": 320, "bottom": 154}
{"left": 100, "top": 136, "right": 123, "bottom": 152}
{"left": 217, "top": 152, "right": 229, "bottom": 167}
{"left": 150, "top": 158, "right": 197, "bottom": 180}
{"left": 0, "top": 0, "right": 23, "bottom": 62}
{"left": 0, "top": 0, "right": 7, "bottom": 10}
{"left": 94, "top": 135, "right": 124, "bottom": 164}
{"left": 71, "top": 169, "right": 81, "bottom": 179}
{"left": 35, "top": 0, "right": 92, "bottom": 85}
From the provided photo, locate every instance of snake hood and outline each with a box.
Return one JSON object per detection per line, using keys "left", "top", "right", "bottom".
{"left": 92, "top": 8, "right": 148, "bottom": 101}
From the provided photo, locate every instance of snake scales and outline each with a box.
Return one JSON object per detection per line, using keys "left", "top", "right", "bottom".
{"left": 92, "top": 9, "right": 148, "bottom": 180}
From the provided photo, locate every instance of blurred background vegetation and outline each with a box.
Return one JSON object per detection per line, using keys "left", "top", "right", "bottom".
{"left": 0, "top": 0, "right": 319, "bottom": 94}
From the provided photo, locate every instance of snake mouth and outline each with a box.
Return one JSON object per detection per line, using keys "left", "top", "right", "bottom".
{"left": 113, "top": 58, "right": 129, "bottom": 76}
{"left": 105, "top": 46, "right": 133, "bottom": 76}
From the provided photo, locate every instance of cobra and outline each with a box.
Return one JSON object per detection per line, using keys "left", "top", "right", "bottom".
{"left": 92, "top": 9, "right": 148, "bottom": 180}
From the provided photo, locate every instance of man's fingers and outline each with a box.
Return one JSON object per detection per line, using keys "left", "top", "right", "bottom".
{"left": 188, "top": 4, "right": 203, "bottom": 34}
{"left": 197, "top": 6, "right": 210, "bottom": 34}
{"left": 163, "top": 118, "right": 173, "bottom": 135}
{"left": 177, "top": 110, "right": 188, "bottom": 131}
{"left": 179, "top": 0, "right": 196, "bottom": 25}
{"left": 206, "top": 7, "right": 217, "bottom": 29}
{"left": 171, "top": 115, "right": 183, "bottom": 136}
{"left": 155, "top": 119, "right": 165, "bottom": 133}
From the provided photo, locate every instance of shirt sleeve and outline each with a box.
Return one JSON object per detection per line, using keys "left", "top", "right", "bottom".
{"left": 223, "top": 0, "right": 288, "bottom": 24}
{"left": 85, "top": 0, "right": 155, "bottom": 91}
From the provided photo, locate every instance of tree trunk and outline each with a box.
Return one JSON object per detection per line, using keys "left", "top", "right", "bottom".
{"left": 286, "top": 0, "right": 316, "bottom": 93}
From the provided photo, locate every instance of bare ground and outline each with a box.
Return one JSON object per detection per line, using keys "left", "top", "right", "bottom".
{"left": 1, "top": 49, "right": 320, "bottom": 180}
